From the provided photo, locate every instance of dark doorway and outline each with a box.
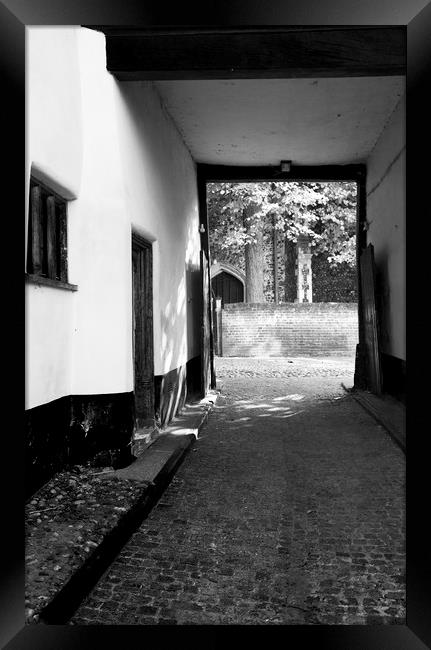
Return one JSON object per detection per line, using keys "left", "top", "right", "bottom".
{"left": 132, "top": 233, "right": 155, "bottom": 433}
{"left": 212, "top": 271, "right": 244, "bottom": 307}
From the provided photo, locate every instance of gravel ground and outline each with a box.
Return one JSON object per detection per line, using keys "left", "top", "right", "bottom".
{"left": 25, "top": 465, "right": 144, "bottom": 623}
{"left": 215, "top": 356, "right": 355, "bottom": 379}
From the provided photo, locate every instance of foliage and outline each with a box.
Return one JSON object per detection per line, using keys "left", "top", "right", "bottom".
{"left": 208, "top": 181, "right": 357, "bottom": 267}
{"left": 312, "top": 254, "right": 357, "bottom": 302}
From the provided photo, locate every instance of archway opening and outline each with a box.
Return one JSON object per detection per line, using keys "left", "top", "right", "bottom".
{"left": 205, "top": 178, "right": 359, "bottom": 381}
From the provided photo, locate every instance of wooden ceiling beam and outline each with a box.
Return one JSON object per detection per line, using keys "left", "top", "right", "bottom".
{"left": 197, "top": 163, "right": 366, "bottom": 183}
{"left": 90, "top": 27, "right": 406, "bottom": 80}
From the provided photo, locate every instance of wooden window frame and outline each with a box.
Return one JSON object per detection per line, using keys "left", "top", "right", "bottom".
{"left": 26, "top": 177, "right": 77, "bottom": 291}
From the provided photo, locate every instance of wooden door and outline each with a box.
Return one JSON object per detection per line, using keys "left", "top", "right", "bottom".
{"left": 212, "top": 271, "right": 244, "bottom": 307}
{"left": 360, "top": 243, "right": 382, "bottom": 394}
{"left": 132, "top": 234, "right": 155, "bottom": 432}
{"left": 201, "top": 249, "right": 211, "bottom": 396}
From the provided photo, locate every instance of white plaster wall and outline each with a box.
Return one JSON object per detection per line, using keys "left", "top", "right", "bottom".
{"left": 114, "top": 80, "right": 201, "bottom": 375}
{"left": 26, "top": 27, "right": 82, "bottom": 408}
{"left": 26, "top": 28, "right": 83, "bottom": 201}
{"left": 26, "top": 27, "right": 201, "bottom": 409}
{"left": 25, "top": 286, "right": 76, "bottom": 409}
{"left": 69, "top": 29, "right": 134, "bottom": 397}
{"left": 366, "top": 94, "right": 405, "bottom": 360}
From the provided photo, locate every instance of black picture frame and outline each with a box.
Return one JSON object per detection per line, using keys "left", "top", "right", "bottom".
{"left": 3, "top": 0, "right": 429, "bottom": 648}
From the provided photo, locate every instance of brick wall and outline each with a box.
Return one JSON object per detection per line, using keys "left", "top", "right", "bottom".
{"left": 221, "top": 303, "right": 358, "bottom": 357}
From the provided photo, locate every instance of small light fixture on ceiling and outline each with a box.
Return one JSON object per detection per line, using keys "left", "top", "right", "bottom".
{"left": 199, "top": 223, "right": 206, "bottom": 233}
{"left": 280, "top": 160, "right": 291, "bottom": 173}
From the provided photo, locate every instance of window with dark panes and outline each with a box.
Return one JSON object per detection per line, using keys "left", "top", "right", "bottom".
{"left": 27, "top": 178, "right": 68, "bottom": 282}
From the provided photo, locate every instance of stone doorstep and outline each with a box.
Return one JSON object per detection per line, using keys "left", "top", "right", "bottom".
{"left": 36, "top": 390, "right": 219, "bottom": 624}
{"left": 131, "top": 425, "right": 160, "bottom": 457}
{"left": 130, "top": 390, "right": 219, "bottom": 458}
{"left": 112, "top": 389, "right": 219, "bottom": 483}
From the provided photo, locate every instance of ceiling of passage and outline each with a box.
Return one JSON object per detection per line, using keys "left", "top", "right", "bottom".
{"left": 154, "top": 76, "right": 405, "bottom": 166}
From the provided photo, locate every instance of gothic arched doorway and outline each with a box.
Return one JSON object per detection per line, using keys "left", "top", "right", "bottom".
{"left": 211, "top": 263, "right": 245, "bottom": 307}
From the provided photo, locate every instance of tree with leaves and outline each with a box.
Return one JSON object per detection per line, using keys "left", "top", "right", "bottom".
{"left": 208, "top": 181, "right": 356, "bottom": 302}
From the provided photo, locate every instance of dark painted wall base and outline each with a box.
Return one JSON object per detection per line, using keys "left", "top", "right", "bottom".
{"left": 154, "top": 366, "right": 186, "bottom": 428}
{"left": 353, "top": 344, "right": 368, "bottom": 390}
{"left": 154, "top": 355, "right": 202, "bottom": 428}
{"left": 186, "top": 355, "right": 202, "bottom": 401}
{"left": 25, "top": 392, "right": 134, "bottom": 500}
{"left": 381, "top": 353, "right": 406, "bottom": 403}
{"left": 26, "top": 396, "right": 71, "bottom": 499}
{"left": 26, "top": 356, "right": 203, "bottom": 499}
{"left": 354, "top": 346, "right": 405, "bottom": 403}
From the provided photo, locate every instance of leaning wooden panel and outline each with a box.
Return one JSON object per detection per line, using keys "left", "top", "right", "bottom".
{"left": 360, "top": 244, "right": 382, "bottom": 395}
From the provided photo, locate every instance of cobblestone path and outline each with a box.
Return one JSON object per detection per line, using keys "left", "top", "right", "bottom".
{"left": 71, "top": 357, "right": 405, "bottom": 625}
